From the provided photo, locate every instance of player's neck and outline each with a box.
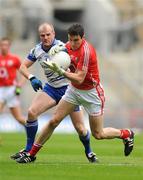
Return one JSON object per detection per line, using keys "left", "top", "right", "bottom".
{"left": 42, "top": 44, "right": 51, "bottom": 52}
{"left": 1, "top": 52, "right": 9, "bottom": 56}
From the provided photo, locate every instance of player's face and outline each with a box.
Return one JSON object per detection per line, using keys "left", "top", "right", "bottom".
{"left": 68, "top": 35, "right": 83, "bottom": 50}
{"left": 39, "top": 27, "right": 55, "bottom": 48}
{"left": 0, "top": 40, "right": 10, "bottom": 55}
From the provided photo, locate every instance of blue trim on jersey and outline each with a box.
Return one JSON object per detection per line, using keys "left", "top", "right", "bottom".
{"left": 43, "top": 83, "right": 80, "bottom": 112}
{"left": 48, "top": 76, "right": 65, "bottom": 83}
{"left": 46, "top": 72, "right": 55, "bottom": 78}
{"left": 27, "top": 54, "right": 37, "bottom": 62}
{"left": 41, "top": 39, "right": 58, "bottom": 52}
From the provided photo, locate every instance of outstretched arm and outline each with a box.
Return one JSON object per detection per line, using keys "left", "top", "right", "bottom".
{"left": 19, "top": 59, "right": 43, "bottom": 92}
{"left": 19, "top": 59, "right": 34, "bottom": 79}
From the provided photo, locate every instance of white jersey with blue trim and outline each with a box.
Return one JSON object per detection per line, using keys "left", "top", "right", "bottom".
{"left": 27, "top": 39, "right": 69, "bottom": 88}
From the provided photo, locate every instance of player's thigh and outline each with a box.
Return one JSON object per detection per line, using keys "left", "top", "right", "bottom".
{"left": 70, "top": 109, "right": 85, "bottom": 127}
{"left": 89, "top": 115, "right": 104, "bottom": 134}
{"left": 54, "top": 99, "right": 76, "bottom": 120}
{"left": 0, "top": 102, "right": 5, "bottom": 112}
{"left": 9, "top": 106, "right": 23, "bottom": 119}
{"left": 29, "top": 91, "right": 57, "bottom": 115}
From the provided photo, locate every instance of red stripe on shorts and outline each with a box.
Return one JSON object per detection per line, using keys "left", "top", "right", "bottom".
{"left": 95, "top": 83, "right": 105, "bottom": 115}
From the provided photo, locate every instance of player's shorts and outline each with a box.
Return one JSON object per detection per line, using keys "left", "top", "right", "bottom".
{"left": 0, "top": 86, "right": 20, "bottom": 108}
{"left": 43, "top": 83, "right": 80, "bottom": 111}
{"left": 62, "top": 84, "right": 105, "bottom": 116}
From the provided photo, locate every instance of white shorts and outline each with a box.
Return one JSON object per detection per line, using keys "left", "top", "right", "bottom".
{"left": 0, "top": 86, "right": 20, "bottom": 108}
{"left": 62, "top": 84, "right": 105, "bottom": 116}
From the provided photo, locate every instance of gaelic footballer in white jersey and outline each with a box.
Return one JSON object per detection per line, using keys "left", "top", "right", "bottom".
{"left": 27, "top": 39, "right": 68, "bottom": 88}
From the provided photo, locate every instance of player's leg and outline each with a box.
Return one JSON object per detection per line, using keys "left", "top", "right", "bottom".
{"left": 89, "top": 115, "right": 134, "bottom": 156}
{"left": 35, "top": 99, "right": 75, "bottom": 145}
{"left": 11, "top": 91, "right": 56, "bottom": 160}
{"left": 0, "top": 102, "right": 5, "bottom": 113}
{"left": 0, "top": 102, "right": 5, "bottom": 145}
{"left": 78, "top": 83, "right": 134, "bottom": 156}
{"left": 0, "top": 87, "right": 6, "bottom": 112}
{"left": 4, "top": 85, "right": 25, "bottom": 125}
{"left": 89, "top": 115, "right": 120, "bottom": 139}
{"left": 12, "top": 84, "right": 68, "bottom": 161}
{"left": 10, "top": 106, "right": 25, "bottom": 125}
{"left": 70, "top": 110, "right": 97, "bottom": 162}
{"left": 25, "top": 91, "right": 57, "bottom": 152}
{"left": 16, "top": 99, "right": 75, "bottom": 163}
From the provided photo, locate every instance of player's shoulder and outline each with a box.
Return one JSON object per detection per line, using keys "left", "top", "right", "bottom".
{"left": 83, "top": 39, "right": 96, "bottom": 53}
{"left": 52, "top": 39, "right": 65, "bottom": 47}
{"left": 29, "top": 42, "right": 42, "bottom": 55}
{"left": 8, "top": 53, "right": 21, "bottom": 61}
{"left": 33, "top": 42, "right": 42, "bottom": 51}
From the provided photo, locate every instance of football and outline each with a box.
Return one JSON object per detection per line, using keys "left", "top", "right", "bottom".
{"left": 50, "top": 51, "right": 71, "bottom": 70}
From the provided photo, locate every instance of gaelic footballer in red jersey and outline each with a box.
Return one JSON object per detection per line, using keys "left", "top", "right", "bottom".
{"left": 66, "top": 39, "right": 100, "bottom": 90}
{"left": 0, "top": 53, "right": 21, "bottom": 86}
{"left": 17, "top": 24, "right": 134, "bottom": 164}
{"left": 0, "top": 37, "right": 25, "bottom": 125}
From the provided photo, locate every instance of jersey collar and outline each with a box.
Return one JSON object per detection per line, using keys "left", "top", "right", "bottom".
{"left": 41, "top": 39, "right": 57, "bottom": 52}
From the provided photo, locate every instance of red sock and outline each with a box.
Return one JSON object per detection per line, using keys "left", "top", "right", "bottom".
{"left": 29, "top": 143, "right": 42, "bottom": 157}
{"left": 120, "top": 129, "right": 130, "bottom": 139}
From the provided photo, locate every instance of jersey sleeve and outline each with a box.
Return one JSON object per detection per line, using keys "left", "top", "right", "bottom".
{"left": 77, "top": 44, "right": 90, "bottom": 71}
{"left": 27, "top": 47, "right": 37, "bottom": 62}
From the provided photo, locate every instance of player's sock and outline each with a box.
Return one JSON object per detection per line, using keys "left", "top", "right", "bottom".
{"left": 25, "top": 120, "right": 38, "bottom": 152}
{"left": 79, "top": 130, "right": 92, "bottom": 154}
{"left": 29, "top": 143, "right": 42, "bottom": 157}
{"left": 120, "top": 129, "right": 130, "bottom": 139}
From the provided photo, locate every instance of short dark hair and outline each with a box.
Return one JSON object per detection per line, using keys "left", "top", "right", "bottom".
{"left": 67, "top": 24, "right": 84, "bottom": 38}
{"left": 0, "top": 37, "right": 11, "bottom": 44}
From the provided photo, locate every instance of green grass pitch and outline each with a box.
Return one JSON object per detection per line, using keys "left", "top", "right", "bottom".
{"left": 0, "top": 132, "right": 142, "bottom": 180}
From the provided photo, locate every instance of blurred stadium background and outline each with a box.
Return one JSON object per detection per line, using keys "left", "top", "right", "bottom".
{"left": 0, "top": 0, "right": 143, "bottom": 132}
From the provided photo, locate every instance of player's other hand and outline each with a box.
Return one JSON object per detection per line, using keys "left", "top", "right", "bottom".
{"left": 48, "top": 44, "right": 65, "bottom": 56}
{"left": 15, "top": 86, "right": 22, "bottom": 96}
{"left": 43, "top": 61, "right": 65, "bottom": 76}
{"left": 29, "top": 76, "right": 43, "bottom": 92}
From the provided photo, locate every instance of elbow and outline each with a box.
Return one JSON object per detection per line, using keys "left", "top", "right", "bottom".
{"left": 19, "top": 64, "right": 25, "bottom": 75}
{"left": 76, "top": 78, "right": 84, "bottom": 85}
{"left": 19, "top": 66, "right": 22, "bottom": 74}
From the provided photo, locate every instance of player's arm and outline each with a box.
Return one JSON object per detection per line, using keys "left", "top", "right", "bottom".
{"left": 15, "top": 57, "right": 27, "bottom": 87}
{"left": 20, "top": 59, "right": 42, "bottom": 92}
{"left": 19, "top": 59, "right": 34, "bottom": 79}
{"left": 43, "top": 61, "right": 87, "bottom": 84}
{"left": 65, "top": 45, "right": 90, "bottom": 84}
{"left": 64, "top": 68, "right": 87, "bottom": 84}
{"left": 16, "top": 73, "right": 26, "bottom": 87}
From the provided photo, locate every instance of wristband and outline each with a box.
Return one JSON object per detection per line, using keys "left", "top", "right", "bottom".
{"left": 28, "top": 74, "right": 35, "bottom": 80}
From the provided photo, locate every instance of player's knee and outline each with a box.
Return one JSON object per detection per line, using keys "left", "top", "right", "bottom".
{"left": 28, "top": 108, "right": 38, "bottom": 119}
{"left": 75, "top": 124, "right": 86, "bottom": 136}
{"left": 49, "top": 117, "right": 61, "bottom": 129}
{"left": 92, "top": 131, "right": 104, "bottom": 140}
{"left": 15, "top": 116, "right": 25, "bottom": 125}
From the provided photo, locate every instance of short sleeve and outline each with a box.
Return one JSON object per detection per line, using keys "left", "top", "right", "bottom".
{"left": 14, "top": 56, "right": 21, "bottom": 69}
{"left": 27, "top": 48, "right": 37, "bottom": 62}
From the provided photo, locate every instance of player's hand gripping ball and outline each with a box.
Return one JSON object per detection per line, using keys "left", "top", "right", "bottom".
{"left": 50, "top": 51, "right": 71, "bottom": 70}
{"left": 43, "top": 51, "right": 71, "bottom": 75}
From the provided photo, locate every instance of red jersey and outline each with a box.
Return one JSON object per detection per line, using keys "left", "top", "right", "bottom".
{"left": 66, "top": 39, "right": 100, "bottom": 90}
{"left": 0, "top": 53, "right": 21, "bottom": 86}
